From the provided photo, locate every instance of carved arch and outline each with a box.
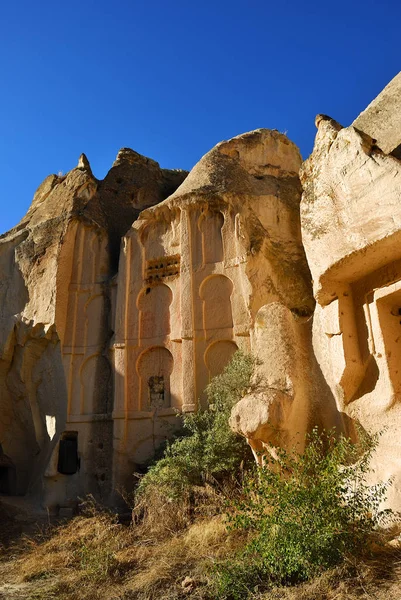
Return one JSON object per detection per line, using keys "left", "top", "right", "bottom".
{"left": 199, "top": 274, "right": 233, "bottom": 331}
{"left": 136, "top": 346, "right": 174, "bottom": 410}
{"left": 137, "top": 284, "right": 173, "bottom": 340}
{"left": 204, "top": 340, "right": 238, "bottom": 379}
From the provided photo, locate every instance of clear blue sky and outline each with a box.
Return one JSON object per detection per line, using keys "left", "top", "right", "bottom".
{"left": 1, "top": 0, "right": 400, "bottom": 234}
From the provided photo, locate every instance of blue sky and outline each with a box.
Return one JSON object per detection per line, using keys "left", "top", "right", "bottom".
{"left": 1, "top": 0, "right": 400, "bottom": 234}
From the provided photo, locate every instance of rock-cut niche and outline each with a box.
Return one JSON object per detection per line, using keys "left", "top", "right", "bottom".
{"left": 199, "top": 274, "right": 233, "bottom": 332}
{"left": 137, "top": 347, "right": 174, "bottom": 411}
{"left": 80, "top": 354, "right": 111, "bottom": 415}
{"left": 199, "top": 211, "right": 224, "bottom": 264}
{"left": 204, "top": 340, "right": 238, "bottom": 379}
{"left": 375, "top": 288, "right": 401, "bottom": 402}
{"left": 138, "top": 284, "right": 173, "bottom": 340}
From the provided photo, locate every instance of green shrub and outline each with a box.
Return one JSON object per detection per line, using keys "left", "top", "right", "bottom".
{"left": 213, "top": 428, "right": 394, "bottom": 599}
{"left": 136, "top": 351, "right": 255, "bottom": 505}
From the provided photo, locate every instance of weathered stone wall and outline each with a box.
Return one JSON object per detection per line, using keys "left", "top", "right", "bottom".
{"left": 353, "top": 71, "right": 401, "bottom": 158}
{"left": 0, "top": 151, "right": 187, "bottom": 511}
{"left": 0, "top": 163, "right": 98, "bottom": 499}
{"left": 1, "top": 72, "right": 400, "bottom": 512}
{"left": 300, "top": 76, "right": 401, "bottom": 509}
{"left": 111, "top": 129, "right": 347, "bottom": 491}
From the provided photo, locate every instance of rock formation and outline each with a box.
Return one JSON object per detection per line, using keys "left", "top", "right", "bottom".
{"left": 1, "top": 71, "right": 400, "bottom": 512}
{"left": 0, "top": 153, "right": 187, "bottom": 509}
{"left": 353, "top": 71, "right": 401, "bottom": 158}
{"left": 112, "top": 129, "right": 340, "bottom": 489}
{"left": 300, "top": 74, "right": 401, "bottom": 509}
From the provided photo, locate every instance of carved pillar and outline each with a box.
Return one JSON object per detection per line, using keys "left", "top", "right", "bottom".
{"left": 180, "top": 208, "right": 196, "bottom": 410}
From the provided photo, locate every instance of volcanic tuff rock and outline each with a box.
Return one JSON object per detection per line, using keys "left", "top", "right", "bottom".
{"left": 1, "top": 71, "right": 401, "bottom": 512}
{"left": 353, "top": 71, "right": 401, "bottom": 158}
{"left": 0, "top": 152, "right": 187, "bottom": 503}
{"left": 300, "top": 75, "right": 401, "bottom": 509}
{"left": 114, "top": 128, "right": 345, "bottom": 488}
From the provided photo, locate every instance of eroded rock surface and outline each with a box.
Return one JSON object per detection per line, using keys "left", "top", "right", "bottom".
{"left": 353, "top": 71, "right": 401, "bottom": 158}
{"left": 112, "top": 129, "right": 346, "bottom": 489}
{"left": 2, "top": 71, "right": 401, "bottom": 512}
{"left": 300, "top": 82, "right": 401, "bottom": 508}
{"left": 0, "top": 152, "right": 186, "bottom": 507}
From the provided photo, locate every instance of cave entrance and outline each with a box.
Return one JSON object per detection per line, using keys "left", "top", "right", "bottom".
{"left": 57, "top": 432, "right": 80, "bottom": 475}
{"left": 0, "top": 457, "right": 17, "bottom": 495}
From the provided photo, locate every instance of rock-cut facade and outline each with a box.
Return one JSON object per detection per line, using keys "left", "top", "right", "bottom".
{"left": 0, "top": 72, "right": 400, "bottom": 512}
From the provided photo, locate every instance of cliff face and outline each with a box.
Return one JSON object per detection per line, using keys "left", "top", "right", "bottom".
{"left": 112, "top": 129, "right": 335, "bottom": 491}
{"left": 352, "top": 71, "right": 401, "bottom": 159}
{"left": 0, "top": 153, "right": 187, "bottom": 505}
{"left": 300, "top": 100, "right": 401, "bottom": 509}
{"left": 0, "top": 161, "right": 98, "bottom": 497}
{"left": 1, "top": 72, "right": 401, "bottom": 512}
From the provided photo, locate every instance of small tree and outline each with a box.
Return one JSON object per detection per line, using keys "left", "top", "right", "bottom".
{"left": 134, "top": 351, "right": 255, "bottom": 528}
{"left": 214, "top": 428, "right": 394, "bottom": 599}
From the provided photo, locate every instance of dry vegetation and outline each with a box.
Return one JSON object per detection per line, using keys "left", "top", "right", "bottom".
{"left": 1, "top": 496, "right": 401, "bottom": 600}
{"left": 0, "top": 495, "right": 241, "bottom": 600}
{"left": 2, "top": 354, "right": 401, "bottom": 599}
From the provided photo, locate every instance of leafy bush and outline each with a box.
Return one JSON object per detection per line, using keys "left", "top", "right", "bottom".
{"left": 135, "top": 351, "right": 255, "bottom": 520}
{"left": 214, "top": 428, "right": 394, "bottom": 599}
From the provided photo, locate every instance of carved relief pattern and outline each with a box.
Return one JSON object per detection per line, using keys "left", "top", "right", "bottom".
{"left": 62, "top": 224, "right": 110, "bottom": 418}
{"left": 199, "top": 211, "right": 224, "bottom": 264}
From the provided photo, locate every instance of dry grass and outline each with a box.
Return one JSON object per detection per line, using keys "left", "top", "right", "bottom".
{"left": 123, "top": 515, "right": 242, "bottom": 599}
{"left": 262, "top": 549, "right": 401, "bottom": 600}
{"left": 1, "top": 498, "right": 401, "bottom": 600}
{"left": 0, "top": 495, "right": 242, "bottom": 600}
{"left": 133, "top": 480, "right": 237, "bottom": 539}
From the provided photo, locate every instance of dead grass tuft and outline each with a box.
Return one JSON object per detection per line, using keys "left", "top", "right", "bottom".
{"left": 1, "top": 494, "right": 241, "bottom": 600}
{"left": 123, "top": 516, "right": 232, "bottom": 598}
{"left": 133, "top": 480, "right": 237, "bottom": 540}
{"left": 18, "top": 511, "right": 122, "bottom": 583}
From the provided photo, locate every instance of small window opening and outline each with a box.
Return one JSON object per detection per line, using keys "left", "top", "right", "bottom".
{"left": 148, "top": 376, "right": 165, "bottom": 408}
{"left": 0, "top": 467, "right": 16, "bottom": 495}
{"left": 0, "top": 445, "right": 17, "bottom": 495}
{"left": 58, "top": 432, "right": 80, "bottom": 475}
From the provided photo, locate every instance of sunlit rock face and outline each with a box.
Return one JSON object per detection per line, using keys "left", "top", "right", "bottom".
{"left": 113, "top": 128, "right": 346, "bottom": 492}
{"left": 300, "top": 74, "right": 401, "bottom": 509}
{"left": 2, "top": 72, "right": 401, "bottom": 513}
{"left": 352, "top": 71, "right": 401, "bottom": 159}
{"left": 0, "top": 152, "right": 187, "bottom": 510}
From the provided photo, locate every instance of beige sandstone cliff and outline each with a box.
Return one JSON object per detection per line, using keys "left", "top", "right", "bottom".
{"left": 300, "top": 72, "right": 401, "bottom": 509}
{"left": 0, "top": 152, "right": 186, "bottom": 507}
{"left": 112, "top": 129, "right": 346, "bottom": 490}
{"left": 353, "top": 71, "right": 401, "bottom": 158}
{"left": 1, "top": 71, "right": 400, "bottom": 512}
